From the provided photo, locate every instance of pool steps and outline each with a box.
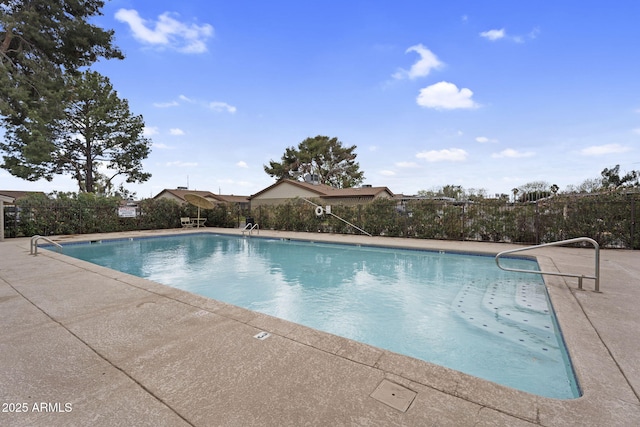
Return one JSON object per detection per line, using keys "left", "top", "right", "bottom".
{"left": 452, "top": 280, "right": 558, "bottom": 354}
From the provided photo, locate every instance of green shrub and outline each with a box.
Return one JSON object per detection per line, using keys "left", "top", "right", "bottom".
{"left": 8, "top": 190, "right": 639, "bottom": 249}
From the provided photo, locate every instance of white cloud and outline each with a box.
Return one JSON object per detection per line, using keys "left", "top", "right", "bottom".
{"left": 528, "top": 27, "right": 541, "bottom": 40}
{"left": 380, "top": 170, "right": 396, "bottom": 176}
{"left": 476, "top": 136, "right": 498, "bottom": 143}
{"left": 114, "top": 9, "right": 214, "bottom": 53}
{"left": 580, "top": 144, "right": 631, "bottom": 156}
{"left": 143, "top": 126, "right": 159, "bottom": 137}
{"left": 632, "top": 128, "right": 640, "bottom": 135}
{"left": 416, "top": 81, "right": 479, "bottom": 110}
{"left": 169, "top": 128, "right": 185, "bottom": 136}
{"left": 480, "top": 27, "right": 539, "bottom": 43}
{"left": 153, "top": 101, "right": 179, "bottom": 108}
{"left": 491, "top": 148, "right": 535, "bottom": 158}
{"left": 154, "top": 95, "right": 236, "bottom": 113}
{"left": 236, "top": 161, "right": 248, "bottom": 168}
{"left": 480, "top": 28, "right": 506, "bottom": 41}
{"left": 393, "top": 44, "right": 444, "bottom": 80}
{"left": 416, "top": 148, "right": 468, "bottom": 162}
{"left": 209, "top": 101, "right": 237, "bottom": 114}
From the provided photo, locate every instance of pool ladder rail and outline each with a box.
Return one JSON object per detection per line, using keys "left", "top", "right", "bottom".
{"left": 242, "top": 222, "right": 259, "bottom": 236}
{"left": 495, "top": 237, "right": 600, "bottom": 292}
{"left": 302, "top": 198, "right": 372, "bottom": 237}
{"left": 30, "top": 235, "right": 63, "bottom": 256}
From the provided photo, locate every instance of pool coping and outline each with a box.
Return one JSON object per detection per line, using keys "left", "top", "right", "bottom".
{"left": 1, "top": 228, "right": 639, "bottom": 426}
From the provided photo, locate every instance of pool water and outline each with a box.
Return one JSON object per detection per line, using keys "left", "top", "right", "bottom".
{"left": 60, "top": 233, "right": 580, "bottom": 399}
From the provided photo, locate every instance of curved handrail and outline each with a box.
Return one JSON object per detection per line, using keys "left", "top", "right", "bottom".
{"left": 241, "top": 223, "right": 259, "bottom": 236}
{"left": 30, "top": 235, "right": 63, "bottom": 256}
{"left": 495, "top": 237, "right": 600, "bottom": 292}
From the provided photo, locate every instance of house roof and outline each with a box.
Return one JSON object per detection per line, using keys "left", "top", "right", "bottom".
{"left": 154, "top": 189, "right": 249, "bottom": 203}
{"left": 249, "top": 179, "right": 335, "bottom": 199}
{"left": 322, "top": 186, "right": 394, "bottom": 199}
{"left": 0, "top": 190, "right": 48, "bottom": 203}
{"left": 214, "top": 194, "right": 251, "bottom": 204}
{"left": 249, "top": 179, "right": 394, "bottom": 200}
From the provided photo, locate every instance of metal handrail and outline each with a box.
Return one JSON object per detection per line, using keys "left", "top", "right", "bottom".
{"left": 495, "top": 237, "right": 600, "bottom": 292}
{"left": 30, "top": 235, "right": 63, "bottom": 256}
{"left": 302, "top": 198, "right": 372, "bottom": 236}
{"left": 241, "top": 223, "right": 259, "bottom": 236}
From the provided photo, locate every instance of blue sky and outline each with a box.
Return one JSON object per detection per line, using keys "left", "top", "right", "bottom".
{"left": 2, "top": 0, "right": 640, "bottom": 198}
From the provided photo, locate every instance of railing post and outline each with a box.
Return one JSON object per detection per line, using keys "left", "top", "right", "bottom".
{"left": 30, "top": 235, "right": 63, "bottom": 255}
{"left": 631, "top": 195, "right": 636, "bottom": 250}
{"left": 461, "top": 204, "right": 465, "bottom": 241}
{"left": 535, "top": 201, "right": 540, "bottom": 245}
{"left": 594, "top": 247, "right": 600, "bottom": 292}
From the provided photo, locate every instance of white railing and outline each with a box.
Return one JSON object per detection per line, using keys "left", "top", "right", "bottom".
{"left": 302, "top": 199, "right": 372, "bottom": 236}
{"left": 242, "top": 223, "right": 259, "bottom": 236}
{"left": 30, "top": 235, "right": 63, "bottom": 256}
{"left": 495, "top": 237, "right": 600, "bottom": 292}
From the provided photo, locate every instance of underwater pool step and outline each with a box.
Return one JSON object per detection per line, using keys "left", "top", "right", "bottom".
{"left": 451, "top": 281, "right": 558, "bottom": 353}
{"left": 515, "top": 281, "right": 550, "bottom": 312}
{"left": 482, "top": 281, "right": 554, "bottom": 332}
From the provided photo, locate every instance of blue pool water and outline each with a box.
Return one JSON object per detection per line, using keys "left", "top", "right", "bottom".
{"left": 59, "top": 233, "right": 579, "bottom": 399}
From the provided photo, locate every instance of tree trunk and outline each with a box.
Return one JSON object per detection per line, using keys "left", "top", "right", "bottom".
{"left": 84, "top": 140, "right": 94, "bottom": 193}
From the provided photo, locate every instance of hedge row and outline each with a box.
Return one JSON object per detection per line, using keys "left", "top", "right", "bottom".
{"left": 5, "top": 193, "right": 241, "bottom": 237}
{"left": 251, "top": 193, "right": 639, "bottom": 248}
{"left": 5, "top": 191, "right": 639, "bottom": 248}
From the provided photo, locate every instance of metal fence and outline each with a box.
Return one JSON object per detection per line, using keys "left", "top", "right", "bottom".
{"left": 2, "top": 198, "right": 242, "bottom": 238}
{"left": 252, "top": 193, "right": 639, "bottom": 249}
{"left": 5, "top": 192, "right": 638, "bottom": 249}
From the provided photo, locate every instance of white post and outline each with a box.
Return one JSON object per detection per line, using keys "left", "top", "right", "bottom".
{"left": 0, "top": 199, "right": 4, "bottom": 241}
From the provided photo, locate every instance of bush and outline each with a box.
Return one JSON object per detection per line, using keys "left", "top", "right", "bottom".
{"left": 8, "top": 194, "right": 241, "bottom": 237}
{"left": 6, "top": 191, "right": 639, "bottom": 249}
{"left": 247, "top": 192, "right": 639, "bottom": 248}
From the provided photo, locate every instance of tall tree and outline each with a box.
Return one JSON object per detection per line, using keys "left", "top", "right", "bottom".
{"left": 417, "top": 185, "right": 487, "bottom": 201}
{"left": 564, "top": 178, "right": 603, "bottom": 194}
{"left": 51, "top": 70, "right": 151, "bottom": 193}
{"left": 601, "top": 164, "right": 639, "bottom": 190}
{"left": 516, "top": 181, "right": 556, "bottom": 202}
{"left": 0, "top": 0, "right": 123, "bottom": 181}
{"left": 264, "top": 135, "right": 364, "bottom": 188}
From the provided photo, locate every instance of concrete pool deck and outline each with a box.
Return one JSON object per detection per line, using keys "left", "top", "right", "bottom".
{"left": 1, "top": 228, "right": 639, "bottom": 426}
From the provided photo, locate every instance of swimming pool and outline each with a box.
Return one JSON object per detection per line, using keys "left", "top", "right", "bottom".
{"left": 59, "top": 233, "right": 579, "bottom": 399}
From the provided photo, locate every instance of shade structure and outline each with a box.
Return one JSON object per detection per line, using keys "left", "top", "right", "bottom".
{"left": 184, "top": 193, "right": 215, "bottom": 227}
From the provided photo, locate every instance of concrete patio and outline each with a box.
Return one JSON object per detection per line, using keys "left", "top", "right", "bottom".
{"left": 1, "top": 228, "right": 639, "bottom": 426}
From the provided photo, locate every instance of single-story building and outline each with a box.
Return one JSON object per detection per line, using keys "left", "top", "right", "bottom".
{"left": 0, "top": 190, "right": 48, "bottom": 241}
{"left": 249, "top": 179, "right": 395, "bottom": 207}
{"left": 0, "top": 194, "right": 14, "bottom": 241}
{"left": 0, "top": 190, "right": 48, "bottom": 204}
{"left": 154, "top": 188, "right": 250, "bottom": 210}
